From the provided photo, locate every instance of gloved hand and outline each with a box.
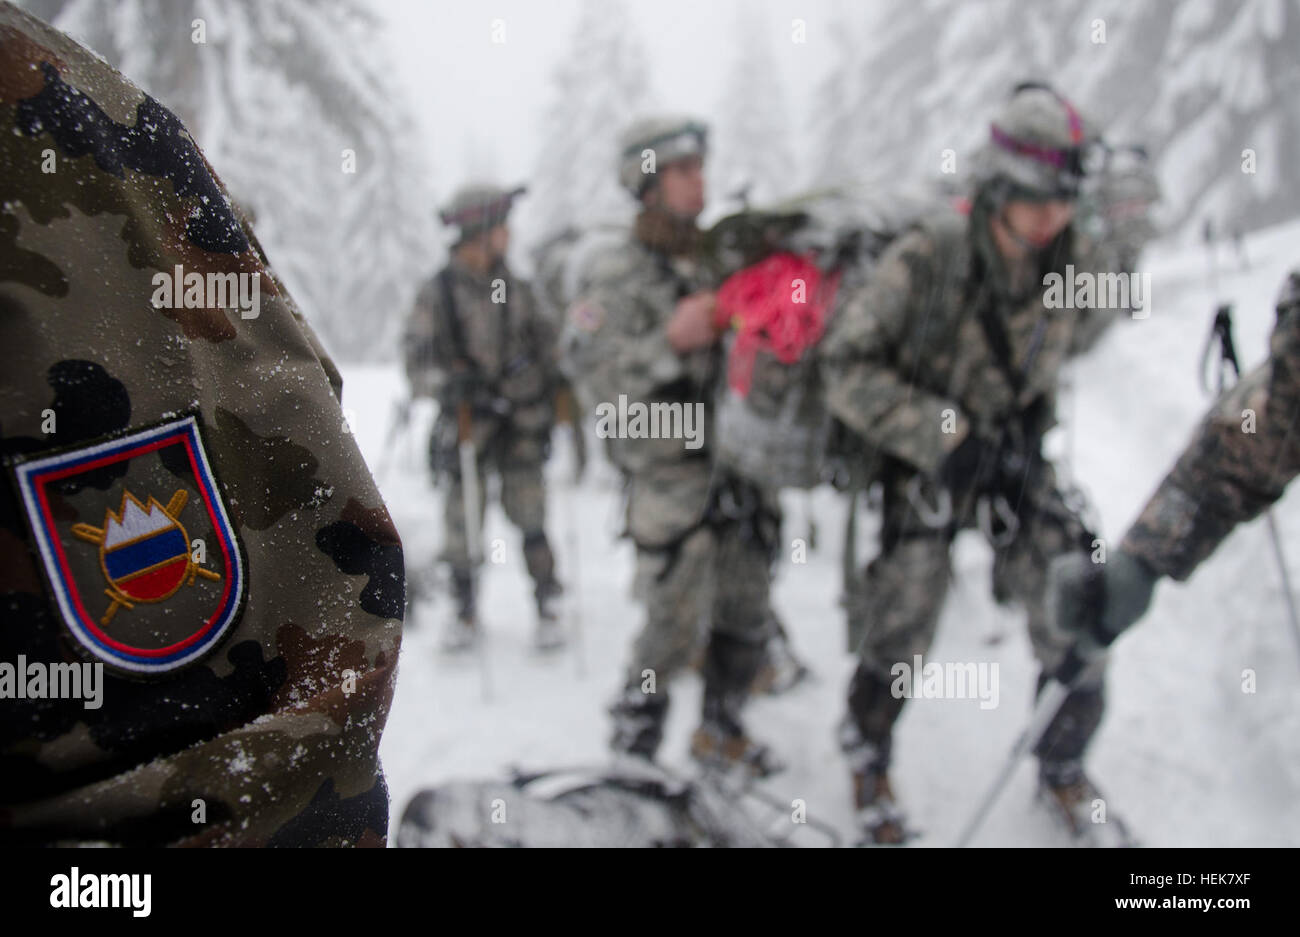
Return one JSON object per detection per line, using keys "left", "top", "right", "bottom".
{"left": 1048, "top": 548, "right": 1159, "bottom": 659}
{"left": 442, "top": 370, "right": 510, "bottom": 419}
{"left": 441, "top": 369, "right": 481, "bottom": 409}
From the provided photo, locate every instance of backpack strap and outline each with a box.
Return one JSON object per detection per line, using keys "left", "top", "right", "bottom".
{"left": 436, "top": 267, "right": 474, "bottom": 372}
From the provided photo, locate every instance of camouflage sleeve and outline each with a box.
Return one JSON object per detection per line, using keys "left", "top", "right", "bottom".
{"left": 0, "top": 5, "right": 402, "bottom": 846}
{"left": 819, "top": 230, "right": 971, "bottom": 477}
{"left": 1121, "top": 270, "right": 1300, "bottom": 580}
{"left": 293, "top": 305, "right": 345, "bottom": 403}
{"left": 565, "top": 248, "right": 685, "bottom": 409}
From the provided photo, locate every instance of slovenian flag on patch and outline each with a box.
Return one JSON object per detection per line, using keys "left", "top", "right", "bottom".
{"left": 11, "top": 416, "right": 246, "bottom": 674}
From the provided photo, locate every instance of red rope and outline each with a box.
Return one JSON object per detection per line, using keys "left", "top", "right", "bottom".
{"left": 714, "top": 252, "right": 839, "bottom": 396}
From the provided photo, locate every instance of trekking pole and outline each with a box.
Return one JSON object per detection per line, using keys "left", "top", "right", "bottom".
{"left": 556, "top": 390, "right": 585, "bottom": 678}
{"left": 373, "top": 397, "right": 411, "bottom": 482}
{"left": 1264, "top": 514, "right": 1300, "bottom": 661}
{"left": 955, "top": 645, "right": 1100, "bottom": 847}
{"left": 458, "top": 401, "right": 492, "bottom": 703}
{"left": 803, "top": 490, "right": 819, "bottom": 552}
{"left": 1203, "top": 218, "right": 1218, "bottom": 301}
{"left": 840, "top": 486, "right": 858, "bottom": 613}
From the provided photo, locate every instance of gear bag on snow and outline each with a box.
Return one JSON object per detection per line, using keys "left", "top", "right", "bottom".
{"left": 395, "top": 760, "right": 841, "bottom": 847}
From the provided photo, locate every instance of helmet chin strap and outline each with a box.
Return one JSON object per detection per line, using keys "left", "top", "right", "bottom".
{"left": 995, "top": 203, "right": 1045, "bottom": 256}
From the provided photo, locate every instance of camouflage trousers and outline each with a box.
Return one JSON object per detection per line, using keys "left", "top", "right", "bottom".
{"left": 440, "top": 430, "right": 555, "bottom": 593}
{"left": 843, "top": 466, "right": 1103, "bottom": 773}
{"left": 621, "top": 461, "right": 778, "bottom": 724}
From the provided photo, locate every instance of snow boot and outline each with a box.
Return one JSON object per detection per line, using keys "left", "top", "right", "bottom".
{"left": 838, "top": 715, "right": 909, "bottom": 845}
{"left": 1037, "top": 760, "right": 1136, "bottom": 847}
{"left": 750, "top": 630, "right": 811, "bottom": 696}
{"left": 852, "top": 770, "right": 908, "bottom": 846}
{"left": 692, "top": 630, "right": 784, "bottom": 778}
{"left": 441, "top": 568, "right": 478, "bottom": 653}
{"left": 689, "top": 721, "right": 785, "bottom": 779}
{"left": 533, "top": 579, "right": 566, "bottom": 652}
{"left": 609, "top": 686, "right": 669, "bottom": 762}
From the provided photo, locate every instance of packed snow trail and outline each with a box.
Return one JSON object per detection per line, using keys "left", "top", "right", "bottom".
{"left": 360, "top": 219, "right": 1300, "bottom": 846}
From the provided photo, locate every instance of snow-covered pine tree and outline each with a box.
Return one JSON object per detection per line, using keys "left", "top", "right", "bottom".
{"left": 804, "top": 0, "right": 875, "bottom": 192}
{"left": 707, "top": 5, "right": 797, "bottom": 212}
{"left": 807, "top": 0, "right": 1299, "bottom": 239}
{"left": 30, "top": 0, "right": 435, "bottom": 362}
{"left": 1108, "top": 0, "right": 1300, "bottom": 237}
{"left": 518, "top": 0, "right": 652, "bottom": 253}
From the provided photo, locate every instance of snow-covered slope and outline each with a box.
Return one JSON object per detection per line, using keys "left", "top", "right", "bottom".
{"left": 35, "top": 0, "right": 436, "bottom": 363}
{"left": 358, "top": 218, "right": 1300, "bottom": 846}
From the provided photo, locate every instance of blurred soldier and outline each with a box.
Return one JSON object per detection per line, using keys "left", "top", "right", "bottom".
{"left": 1079, "top": 144, "right": 1162, "bottom": 275}
{"left": 561, "top": 116, "right": 782, "bottom": 776}
{"left": 0, "top": 1, "right": 402, "bottom": 845}
{"left": 820, "top": 84, "right": 1117, "bottom": 843}
{"left": 1072, "top": 142, "right": 1163, "bottom": 352}
{"left": 403, "top": 184, "right": 564, "bottom": 652}
{"left": 1051, "top": 267, "right": 1300, "bottom": 663}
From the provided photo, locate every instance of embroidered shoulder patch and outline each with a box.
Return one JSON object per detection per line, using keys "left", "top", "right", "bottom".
{"left": 12, "top": 416, "right": 246, "bottom": 674}
{"left": 568, "top": 299, "right": 605, "bottom": 333}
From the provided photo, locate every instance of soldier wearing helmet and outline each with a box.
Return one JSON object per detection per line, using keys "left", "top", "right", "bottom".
{"left": 819, "top": 83, "right": 1124, "bottom": 844}
{"left": 560, "top": 116, "right": 785, "bottom": 777}
{"left": 404, "top": 183, "right": 565, "bottom": 652}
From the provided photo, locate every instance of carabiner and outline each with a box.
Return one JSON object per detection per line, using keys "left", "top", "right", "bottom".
{"left": 977, "top": 493, "right": 1020, "bottom": 549}
{"left": 905, "top": 475, "right": 953, "bottom": 530}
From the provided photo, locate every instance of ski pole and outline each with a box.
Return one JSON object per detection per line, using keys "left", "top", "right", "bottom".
{"left": 564, "top": 435, "right": 584, "bottom": 677}
{"left": 553, "top": 388, "right": 584, "bottom": 675}
{"left": 374, "top": 397, "right": 411, "bottom": 482}
{"left": 1264, "top": 513, "right": 1300, "bottom": 662}
{"left": 954, "top": 645, "right": 1100, "bottom": 847}
{"left": 458, "top": 401, "right": 491, "bottom": 702}
{"left": 840, "top": 486, "right": 858, "bottom": 611}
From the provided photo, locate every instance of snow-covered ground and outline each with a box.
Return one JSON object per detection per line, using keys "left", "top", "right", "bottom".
{"left": 352, "top": 219, "right": 1300, "bottom": 846}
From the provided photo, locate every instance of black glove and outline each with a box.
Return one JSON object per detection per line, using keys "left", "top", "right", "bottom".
{"left": 442, "top": 370, "right": 510, "bottom": 419}
{"left": 441, "top": 368, "right": 481, "bottom": 409}
{"left": 1048, "top": 548, "right": 1159, "bottom": 661}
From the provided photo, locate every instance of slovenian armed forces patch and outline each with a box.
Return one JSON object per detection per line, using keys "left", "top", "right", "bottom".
{"left": 12, "top": 416, "right": 246, "bottom": 674}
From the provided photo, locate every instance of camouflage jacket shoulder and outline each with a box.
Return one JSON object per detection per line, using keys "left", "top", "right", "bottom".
{"left": 820, "top": 203, "right": 1095, "bottom": 477}
{"left": 1122, "top": 267, "right": 1300, "bottom": 580}
{"left": 560, "top": 234, "right": 718, "bottom": 474}
{"left": 1, "top": 3, "right": 401, "bottom": 846}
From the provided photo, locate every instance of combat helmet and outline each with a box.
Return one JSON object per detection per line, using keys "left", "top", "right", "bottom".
{"left": 439, "top": 183, "right": 527, "bottom": 240}
{"left": 617, "top": 115, "right": 708, "bottom": 198}
{"left": 974, "top": 82, "right": 1100, "bottom": 202}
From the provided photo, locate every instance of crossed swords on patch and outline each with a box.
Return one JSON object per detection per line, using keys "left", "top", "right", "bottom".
{"left": 70, "top": 488, "right": 221, "bottom": 626}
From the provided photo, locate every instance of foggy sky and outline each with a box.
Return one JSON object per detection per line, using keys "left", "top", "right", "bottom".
{"left": 378, "top": 0, "right": 838, "bottom": 207}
